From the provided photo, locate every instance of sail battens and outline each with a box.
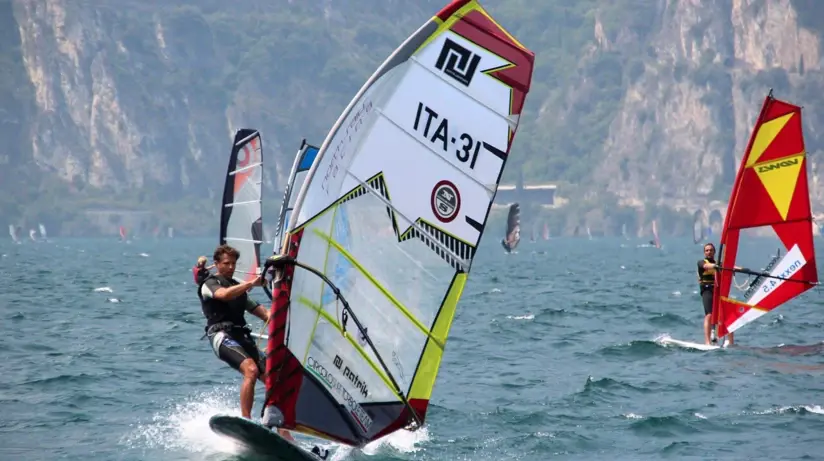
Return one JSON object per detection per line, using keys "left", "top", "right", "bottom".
{"left": 224, "top": 237, "right": 263, "bottom": 243}
{"left": 230, "top": 161, "right": 263, "bottom": 176}
{"left": 220, "top": 129, "right": 264, "bottom": 284}
{"left": 224, "top": 200, "right": 261, "bottom": 207}
{"left": 410, "top": 54, "right": 517, "bottom": 126}
{"left": 234, "top": 130, "right": 260, "bottom": 147}
{"left": 376, "top": 106, "right": 496, "bottom": 195}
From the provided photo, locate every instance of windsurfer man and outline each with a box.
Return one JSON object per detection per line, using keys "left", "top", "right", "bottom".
{"left": 697, "top": 243, "right": 734, "bottom": 346}
{"left": 198, "top": 244, "right": 294, "bottom": 441}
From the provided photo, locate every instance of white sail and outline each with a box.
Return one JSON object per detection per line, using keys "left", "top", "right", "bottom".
{"left": 220, "top": 129, "right": 264, "bottom": 283}
{"left": 273, "top": 140, "right": 320, "bottom": 254}
{"left": 263, "top": 0, "right": 535, "bottom": 447}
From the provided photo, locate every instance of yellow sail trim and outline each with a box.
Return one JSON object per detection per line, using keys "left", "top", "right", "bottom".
{"left": 311, "top": 227, "right": 445, "bottom": 350}
{"left": 296, "top": 295, "right": 396, "bottom": 394}
{"left": 303, "top": 206, "right": 342, "bottom": 363}
{"left": 408, "top": 272, "right": 466, "bottom": 401}
{"left": 416, "top": 0, "right": 525, "bottom": 54}
{"left": 720, "top": 296, "right": 768, "bottom": 312}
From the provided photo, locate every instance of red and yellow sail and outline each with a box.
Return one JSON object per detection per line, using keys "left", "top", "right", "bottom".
{"left": 712, "top": 92, "right": 818, "bottom": 338}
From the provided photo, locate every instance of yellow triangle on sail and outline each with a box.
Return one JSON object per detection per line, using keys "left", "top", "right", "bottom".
{"left": 753, "top": 153, "right": 805, "bottom": 220}
{"left": 746, "top": 112, "right": 794, "bottom": 167}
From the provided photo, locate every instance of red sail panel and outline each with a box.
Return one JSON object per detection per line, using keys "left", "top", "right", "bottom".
{"left": 713, "top": 93, "right": 818, "bottom": 338}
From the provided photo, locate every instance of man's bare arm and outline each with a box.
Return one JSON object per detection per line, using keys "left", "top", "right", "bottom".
{"left": 213, "top": 276, "right": 263, "bottom": 301}
{"left": 250, "top": 304, "right": 269, "bottom": 323}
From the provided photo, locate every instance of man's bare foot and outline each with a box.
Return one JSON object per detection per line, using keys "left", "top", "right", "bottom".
{"left": 278, "top": 428, "right": 296, "bottom": 442}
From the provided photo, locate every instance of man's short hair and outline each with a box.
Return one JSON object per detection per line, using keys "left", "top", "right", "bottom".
{"left": 214, "top": 244, "right": 240, "bottom": 262}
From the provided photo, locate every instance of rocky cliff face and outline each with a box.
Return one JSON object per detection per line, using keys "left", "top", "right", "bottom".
{"left": 12, "top": 0, "right": 225, "bottom": 194}
{"left": 594, "top": 0, "right": 824, "bottom": 211}
{"left": 6, "top": 0, "right": 824, "bottom": 235}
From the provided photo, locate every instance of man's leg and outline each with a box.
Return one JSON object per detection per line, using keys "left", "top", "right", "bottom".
{"left": 703, "top": 314, "right": 712, "bottom": 345}
{"left": 238, "top": 358, "right": 259, "bottom": 419}
{"left": 702, "top": 289, "right": 713, "bottom": 345}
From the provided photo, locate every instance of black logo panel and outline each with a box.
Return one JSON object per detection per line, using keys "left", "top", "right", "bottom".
{"left": 435, "top": 38, "right": 481, "bottom": 87}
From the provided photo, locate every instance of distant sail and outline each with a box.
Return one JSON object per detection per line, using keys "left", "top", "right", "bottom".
{"left": 712, "top": 92, "right": 819, "bottom": 341}
{"left": 38, "top": 224, "right": 46, "bottom": 239}
{"left": 220, "top": 129, "right": 264, "bottom": 284}
{"left": 273, "top": 140, "right": 320, "bottom": 254}
{"left": 263, "top": 0, "right": 534, "bottom": 447}
{"left": 119, "top": 226, "right": 127, "bottom": 241}
{"left": 9, "top": 225, "right": 18, "bottom": 243}
{"left": 692, "top": 210, "right": 707, "bottom": 244}
{"left": 501, "top": 203, "right": 520, "bottom": 252}
{"left": 651, "top": 220, "right": 661, "bottom": 248}
{"left": 543, "top": 222, "right": 549, "bottom": 240}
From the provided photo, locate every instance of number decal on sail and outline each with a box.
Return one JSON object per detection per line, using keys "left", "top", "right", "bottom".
{"left": 413, "top": 102, "right": 482, "bottom": 169}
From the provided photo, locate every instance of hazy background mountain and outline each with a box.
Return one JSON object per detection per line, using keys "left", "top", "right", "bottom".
{"left": 3, "top": 0, "right": 824, "bottom": 238}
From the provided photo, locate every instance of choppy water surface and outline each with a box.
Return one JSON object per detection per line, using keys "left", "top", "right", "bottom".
{"left": 1, "top": 237, "right": 823, "bottom": 460}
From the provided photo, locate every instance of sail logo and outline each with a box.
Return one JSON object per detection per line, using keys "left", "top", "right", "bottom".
{"left": 334, "top": 354, "right": 369, "bottom": 398}
{"left": 307, "top": 356, "right": 373, "bottom": 430}
{"left": 238, "top": 136, "right": 260, "bottom": 168}
{"left": 757, "top": 158, "right": 798, "bottom": 173}
{"left": 746, "top": 244, "right": 806, "bottom": 305}
{"left": 431, "top": 180, "right": 461, "bottom": 223}
{"left": 435, "top": 38, "right": 480, "bottom": 86}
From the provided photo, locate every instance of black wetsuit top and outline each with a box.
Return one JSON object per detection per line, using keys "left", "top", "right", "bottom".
{"left": 197, "top": 274, "right": 259, "bottom": 330}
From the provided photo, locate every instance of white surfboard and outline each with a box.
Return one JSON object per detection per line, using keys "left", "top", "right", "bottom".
{"left": 656, "top": 334, "right": 723, "bottom": 351}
